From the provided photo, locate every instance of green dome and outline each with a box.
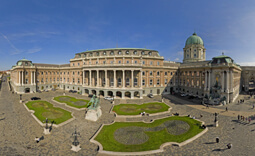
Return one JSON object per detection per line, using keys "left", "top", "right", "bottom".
{"left": 185, "top": 32, "right": 204, "bottom": 46}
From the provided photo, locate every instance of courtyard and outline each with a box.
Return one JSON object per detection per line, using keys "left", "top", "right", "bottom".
{"left": 1, "top": 77, "right": 255, "bottom": 155}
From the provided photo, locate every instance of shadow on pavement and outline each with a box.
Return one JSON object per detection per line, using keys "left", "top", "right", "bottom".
{"left": 212, "top": 148, "right": 227, "bottom": 152}
{"left": 204, "top": 142, "right": 216, "bottom": 144}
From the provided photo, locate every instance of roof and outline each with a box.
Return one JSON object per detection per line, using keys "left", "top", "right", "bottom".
{"left": 76, "top": 48, "right": 157, "bottom": 54}
{"left": 213, "top": 55, "right": 230, "bottom": 59}
{"left": 185, "top": 32, "right": 204, "bottom": 46}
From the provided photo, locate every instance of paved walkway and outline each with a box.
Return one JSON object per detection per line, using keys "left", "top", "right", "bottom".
{"left": 1, "top": 76, "right": 255, "bottom": 155}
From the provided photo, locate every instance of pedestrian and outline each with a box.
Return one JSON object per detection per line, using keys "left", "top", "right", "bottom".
{"left": 246, "top": 117, "right": 248, "bottom": 122}
{"left": 253, "top": 104, "right": 254, "bottom": 109}
{"left": 35, "top": 137, "right": 40, "bottom": 143}
{"left": 238, "top": 114, "right": 240, "bottom": 120}
{"left": 216, "top": 137, "right": 219, "bottom": 143}
{"left": 226, "top": 107, "right": 228, "bottom": 112}
{"left": 249, "top": 118, "right": 251, "bottom": 123}
{"left": 200, "top": 114, "right": 203, "bottom": 118}
{"left": 227, "top": 143, "right": 232, "bottom": 149}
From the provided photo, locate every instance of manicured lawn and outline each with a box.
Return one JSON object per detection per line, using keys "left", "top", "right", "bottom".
{"left": 112, "top": 102, "right": 170, "bottom": 115}
{"left": 53, "top": 96, "right": 89, "bottom": 108}
{"left": 94, "top": 116, "right": 204, "bottom": 152}
{"left": 26, "top": 100, "right": 72, "bottom": 124}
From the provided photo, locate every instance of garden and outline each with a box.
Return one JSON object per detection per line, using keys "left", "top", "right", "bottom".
{"left": 53, "top": 96, "right": 89, "bottom": 108}
{"left": 112, "top": 102, "right": 170, "bottom": 115}
{"left": 26, "top": 100, "right": 72, "bottom": 124}
{"left": 94, "top": 116, "right": 204, "bottom": 152}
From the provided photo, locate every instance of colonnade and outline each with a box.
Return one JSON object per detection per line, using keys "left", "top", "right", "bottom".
{"left": 82, "top": 69, "right": 142, "bottom": 88}
{"left": 204, "top": 70, "right": 233, "bottom": 93}
{"left": 18, "top": 71, "right": 36, "bottom": 85}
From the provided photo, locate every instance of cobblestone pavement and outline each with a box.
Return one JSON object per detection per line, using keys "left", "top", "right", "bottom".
{"left": 1, "top": 76, "right": 255, "bottom": 156}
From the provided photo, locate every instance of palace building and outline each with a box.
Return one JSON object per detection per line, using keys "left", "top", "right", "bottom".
{"left": 10, "top": 32, "right": 254, "bottom": 103}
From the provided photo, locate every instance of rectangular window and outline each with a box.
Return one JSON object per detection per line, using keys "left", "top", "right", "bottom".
{"left": 142, "top": 61, "right": 145, "bottom": 65}
{"left": 110, "top": 78, "right": 114, "bottom": 86}
{"left": 150, "top": 61, "right": 153, "bottom": 65}
{"left": 157, "top": 79, "right": 160, "bottom": 85}
{"left": 157, "top": 62, "right": 159, "bottom": 65}
{"left": 150, "top": 79, "right": 153, "bottom": 85}
{"left": 126, "top": 78, "right": 130, "bottom": 86}
{"left": 118, "top": 78, "right": 121, "bottom": 85}
{"left": 165, "top": 72, "right": 167, "bottom": 76}
{"left": 134, "top": 78, "right": 138, "bottom": 86}
{"left": 150, "top": 71, "right": 153, "bottom": 76}
{"left": 142, "top": 71, "right": 145, "bottom": 76}
{"left": 118, "top": 61, "right": 121, "bottom": 64}
{"left": 73, "top": 78, "right": 75, "bottom": 83}
{"left": 165, "top": 79, "right": 168, "bottom": 85}
{"left": 78, "top": 78, "right": 80, "bottom": 84}
{"left": 134, "top": 61, "right": 137, "bottom": 64}
{"left": 126, "top": 60, "right": 129, "bottom": 64}
{"left": 142, "top": 79, "right": 145, "bottom": 86}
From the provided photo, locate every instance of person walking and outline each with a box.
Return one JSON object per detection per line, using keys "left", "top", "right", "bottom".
{"left": 35, "top": 137, "right": 40, "bottom": 143}
{"left": 253, "top": 104, "right": 254, "bottom": 109}
{"left": 226, "top": 107, "right": 228, "bottom": 112}
{"left": 227, "top": 143, "right": 232, "bottom": 149}
{"left": 238, "top": 115, "right": 240, "bottom": 120}
{"left": 216, "top": 137, "right": 219, "bottom": 143}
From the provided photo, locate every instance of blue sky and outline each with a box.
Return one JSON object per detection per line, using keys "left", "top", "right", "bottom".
{"left": 1, "top": 0, "right": 255, "bottom": 70}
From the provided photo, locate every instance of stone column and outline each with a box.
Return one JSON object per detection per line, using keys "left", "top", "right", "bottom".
{"left": 140, "top": 70, "right": 142, "bottom": 88}
{"left": 114, "top": 70, "right": 116, "bottom": 87}
{"left": 31, "top": 71, "right": 32, "bottom": 84}
{"left": 89, "top": 70, "right": 92, "bottom": 87}
{"left": 34, "top": 71, "right": 36, "bottom": 85}
{"left": 19, "top": 71, "right": 21, "bottom": 85}
{"left": 204, "top": 71, "right": 207, "bottom": 90}
{"left": 97, "top": 70, "right": 99, "bottom": 87}
{"left": 230, "top": 70, "right": 233, "bottom": 92}
{"left": 82, "top": 70, "right": 84, "bottom": 85}
{"left": 21, "top": 71, "right": 24, "bottom": 85}
{"left": 208, "top": 71, "right": 211, "bottom": 90}
{"left": 221, "top": 71, "right": 224, "bottom": 92}
{"left": 105, "top": 70, "right": 108, "bottom": 87}
{"left": 131, "top": 70, "right": 134, "bottom": 88}
{"left": 226, "top": 71, "right": 229, "bottom": 92}
{"left": 122, "top": 70, "right": 125, "bottom": 88}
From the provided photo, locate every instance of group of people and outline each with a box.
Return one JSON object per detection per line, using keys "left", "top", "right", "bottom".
{"left": 140, "top": 112, "right": 149, "bottom": 116}
{"left": 237, "top": 115, "right": 252, "bottom": 123}
{"left": 238, "top": 99, "right": 245, "bottom": 103}
{"left": 215, "top": 137, "right": 232, "bottom": 149}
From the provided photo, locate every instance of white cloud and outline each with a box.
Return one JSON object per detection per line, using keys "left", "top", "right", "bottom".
{"left": 27, "top": 48, "right": 42, "bottom": 54}
{"left": 239, "top": 62, "right": 255, "bottom": 66}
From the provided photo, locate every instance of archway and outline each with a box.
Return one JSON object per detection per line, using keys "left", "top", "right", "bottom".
{"left": 134, "top": 91, "right": 140, "bottom": 98}
{"left": 99, "top": 90, "right": 104, "bottom": 97}
{"left": 116, "top": 91, "right": 122, "bottom": 98}
{"left": 25, "top": 88, "right": 30, "bottom": 93}
{"left": 108, "top": 91, "right": 113, "bottom": 96}
{"left": 92, "top": 90, "right": 96, "bottom": 95}
{"left": 125, "top": 91, "right": 131, "bottom": 98}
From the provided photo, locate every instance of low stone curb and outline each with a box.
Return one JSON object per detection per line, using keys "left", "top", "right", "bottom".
{"left": 51, "top": 97, "right": 87, "bottom": 111}
{"left": 23, "top": 100, "right": 75, "bottom": 128}
{"left": 90, "top": 116, "right": 208, "bottom": 155}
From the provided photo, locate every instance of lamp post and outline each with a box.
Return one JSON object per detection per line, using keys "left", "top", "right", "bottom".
{"left": 71, "top": 126, "right": 81, "bottom": 152}
{"left": 20, "top": 94, "right": 22, "bottom": 103}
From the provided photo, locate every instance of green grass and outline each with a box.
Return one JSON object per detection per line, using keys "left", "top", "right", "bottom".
{"left": 26, "top": 100, "right": 72, "bottom": 125}
{"left": 95, "top": 116, "right": 204, "bottom": 152}
{"left": 53, "top": 96, "right": 89, "bottom": 108}
{"left": 112, "top": 102, "right": 170, "bottom": 115}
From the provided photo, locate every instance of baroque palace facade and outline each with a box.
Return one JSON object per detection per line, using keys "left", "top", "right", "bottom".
{"left": 10, "top": 33, "right": 254, "bottom": 103}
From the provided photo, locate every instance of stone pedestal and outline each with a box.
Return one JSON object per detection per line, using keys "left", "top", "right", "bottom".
{"left": 71, "top": 144, "right": 81, "bottom": 152}
{"left": 63, "top": 93, "right": 66, "bottom": 96}
{"left": 214, "top": 121, "right": 219, "bottom": 127}
{"left": 20, "top": 100, "right": 22, "bottom": 103}
{"left": 43, "top": 128, "right": 50, "bottom": 135}
{"left": 85, "top": 106, "right": 102, "bottom": 121}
